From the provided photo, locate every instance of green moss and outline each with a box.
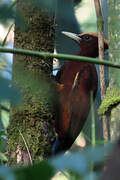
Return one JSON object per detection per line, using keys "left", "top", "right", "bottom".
{"left": 8, "top": 86, "right": 57, "bottom": 163}
{"left": 98, "top": 87, "right": 120, "bottom": 115}
{"left": 8, "top": 61, "right": 59, "bottom": 164}
{"left": 7, "top": 0, "right": 56, "bottom": 164}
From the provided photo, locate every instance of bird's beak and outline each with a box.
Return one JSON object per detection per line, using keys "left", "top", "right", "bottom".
{"left": 62, "top": 31, "right": 81, "bottom": 43}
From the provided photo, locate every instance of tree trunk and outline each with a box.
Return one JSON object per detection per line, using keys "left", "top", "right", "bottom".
{"left": 7, "top": 0, "right": 57, "bottom": 165}
{"left": 107, "top": 0, "right": 120, "bottom": 141}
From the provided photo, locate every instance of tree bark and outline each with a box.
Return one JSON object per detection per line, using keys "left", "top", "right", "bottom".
{"left": 7, "top": 0, "right": 57, "bottom": 165}
{"left": 108, "top": 0, "right": 120, "bottom": 141}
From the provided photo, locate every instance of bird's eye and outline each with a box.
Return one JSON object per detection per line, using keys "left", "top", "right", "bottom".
{"left": 83, "top": 35, "right": 91, "bottom": 40}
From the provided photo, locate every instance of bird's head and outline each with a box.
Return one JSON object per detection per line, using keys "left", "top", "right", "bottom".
{"left": 62, "top": 31, "right": 108, "bottom": 58}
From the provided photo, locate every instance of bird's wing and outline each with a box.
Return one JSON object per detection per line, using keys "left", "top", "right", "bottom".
{"left": 56, "top": 83, "right": 64, "bottom": 92}
{"left": 65, "top": 64, "right": 98, "bottom": 143}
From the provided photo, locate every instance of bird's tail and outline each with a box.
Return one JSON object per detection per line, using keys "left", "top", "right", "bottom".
{"left": 51, "top": 138, "right": 65, "bottom": 155}
{"left": 51, "top": 136, "right": 73, "bottom": 155}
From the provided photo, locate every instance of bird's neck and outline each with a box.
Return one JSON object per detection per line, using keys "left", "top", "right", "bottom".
{"left": 77, "top": 48, "right": 108, "bottom": 58}
{"left": 77, "top": 51, "right": 98, "bottom": 58}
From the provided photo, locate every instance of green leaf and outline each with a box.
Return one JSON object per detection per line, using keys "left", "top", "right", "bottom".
{"left": 0, "top": 3, "right": 26, "bottom": 30}
{"left": 31, "top": 0, "right": 56, "bottom": 13}
{"left": 14, "top": 162, "right": 54, "bottom": 180}
{"left": 96, "top": 140, "right": 109, "bottom": 145}
{"left": 0, "top": 161, "right": 54, "bottom": 180}
{"left": 0, "top": 76, "right": 21, "bottom": 104}
{"left": 0, "top": 129, "right": 6, "bottom": 152}
{"left": 0, "top": 167, "right": 15, "bottom": 180}
{"left": 50, "top": 144, "right": 113, "bottom": 175}
{"left": 50, "top": 152, "right": 88, "bottom": 175}
{"left": 0, "top": 152, "right": 8, "bottom": 162}
{"left": 1, "top": 108, "right": 9, "bottom": 129}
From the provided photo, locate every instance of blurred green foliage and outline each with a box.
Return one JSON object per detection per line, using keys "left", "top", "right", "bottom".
{"left": 0, "top": 144, "right": 112, "bottom": 180}
{"left": 0, "top": 76, "right": 21, "bottom": 103}
{"left": 0, "top": 1, "right": 26, "bottom": 30}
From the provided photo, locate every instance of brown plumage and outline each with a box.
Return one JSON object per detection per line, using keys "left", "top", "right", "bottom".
{"left": 52, "top": 32, "right": 108, "bottom": 154}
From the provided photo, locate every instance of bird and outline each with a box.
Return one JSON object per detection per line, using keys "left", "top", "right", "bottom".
{"left": 52, "top": 31, "right": 108, "bottom": 154}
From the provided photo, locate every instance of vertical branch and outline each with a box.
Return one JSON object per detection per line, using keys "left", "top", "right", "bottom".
{"left": 94, "top": 0, "right": 106, "bottom": 99}
{"left": 90, "top": 91, "right": 96, "bottom": 148}
{"left": 94, "top": 0, "right": 109, "bottom": 142}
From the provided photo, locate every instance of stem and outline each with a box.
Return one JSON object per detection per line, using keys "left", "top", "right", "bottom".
{"left": 91, "top": 91, "right": 96, "bottom": 148}
{"left": 0, "top": 47, "right": 120, "bottom": 69}
{"left": 1, "top": 24, "right": 14, "bottom": 47}
{"left": 90, "top": 91, "right": 96, "bottom": 174}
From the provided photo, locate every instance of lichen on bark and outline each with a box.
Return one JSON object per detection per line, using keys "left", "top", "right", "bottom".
{"left": 98, "top": 87, "right": 120, "bottom": 115}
